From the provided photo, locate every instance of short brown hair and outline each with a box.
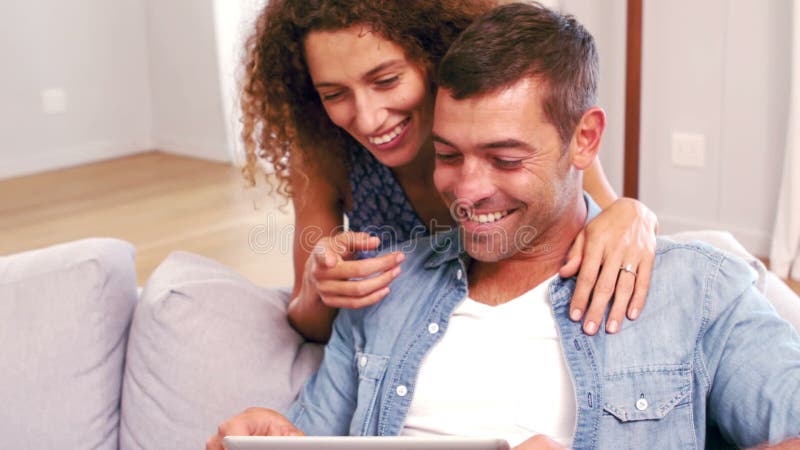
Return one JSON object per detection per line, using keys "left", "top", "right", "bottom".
{"left": 240, "top": 0, "right": 494, "bottom": 197}
{"left": 437, "top": 2, "right": 598, "bottom": 145}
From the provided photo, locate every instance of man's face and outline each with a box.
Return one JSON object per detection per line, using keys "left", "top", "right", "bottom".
{"left": 432, "top": 77, "right": 577, "bottom": 262}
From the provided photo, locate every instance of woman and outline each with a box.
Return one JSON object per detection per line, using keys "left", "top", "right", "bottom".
{"left": 240, "top": 0, "right": 658, "bottom": 342}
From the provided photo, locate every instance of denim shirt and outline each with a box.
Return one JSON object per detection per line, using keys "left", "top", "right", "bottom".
{"left": 288, "top": 197, "right": 800, "bottom": 449}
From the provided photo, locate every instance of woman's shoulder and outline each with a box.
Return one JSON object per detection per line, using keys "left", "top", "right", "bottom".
{"left": 346, "top": 146, "right": 425, "bottom": 244}
{"left": 289, "top": 145, "right": 350, "bottom": 208}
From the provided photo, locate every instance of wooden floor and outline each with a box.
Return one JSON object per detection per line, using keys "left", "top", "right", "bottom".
{"left": 785, "top": 274, "right": 800, "bottom": 296}
{"left": 1, "top": 150, "right": 798, "bottom": 295}
{"left": 0, "top": 151, "right": 294, "bottom": 287}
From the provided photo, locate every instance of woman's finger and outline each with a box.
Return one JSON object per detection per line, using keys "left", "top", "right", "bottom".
{"left": 606, "top": 257, "right": 638, "bottom": 333}
{"left": 312, "top": 232, "right": 379, "bottom": 266}
{"left": 331, "top": 231, "right": 381, "bottom": 256}
{"left": 582, "top": 249, "right": 624, "bottom": 335}
{"left": 319, "top": 251, "right": 405, "bottom": 280}
{"left": 318, "top": 264, "right": 401, "bottom": 299}
{"left": 569, "top": 240, "right": 604, "bottom": 323}
{"left": 628, "top": 251, "right": 654, "bottom": 320}
{"left": 320, "top": 286, "right": 392, "bottom": 309}
{"left": 312, "top": 241, "right": 339, "bottom": 269}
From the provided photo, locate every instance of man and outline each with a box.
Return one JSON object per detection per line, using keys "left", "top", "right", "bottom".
{"left": 209, "top": 3, "right": 800, "bottom": 449}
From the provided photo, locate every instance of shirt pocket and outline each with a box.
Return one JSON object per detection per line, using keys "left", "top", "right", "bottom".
{"left": 600, "top": 366, "right": 697, "bottom": 450}
{"left": 350, "top": 351, "right": 389, "bottom": 436}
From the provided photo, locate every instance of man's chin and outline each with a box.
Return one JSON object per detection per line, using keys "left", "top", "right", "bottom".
{"left": 463, "top": 236, "right": 515, "bottom": 263}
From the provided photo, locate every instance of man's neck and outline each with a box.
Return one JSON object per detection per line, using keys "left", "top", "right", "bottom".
{"left": 467, "top": 193, "right": 588, "bottom": 305}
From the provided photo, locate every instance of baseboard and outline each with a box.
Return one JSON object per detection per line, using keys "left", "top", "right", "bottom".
{"left": 153, "top": 135, "right": 231, "bottom": 163}
{"left": 0, "top": 140, "right": 152, "bottom": 180}
{"left": 658, "top": 214, "right": 772, "bottom": 258}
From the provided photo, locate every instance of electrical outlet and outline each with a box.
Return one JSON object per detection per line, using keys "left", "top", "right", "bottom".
{"left": 671, "top": 132, "right": 705, "bottom": 168}
{"left": 41, "top": 88, "right": 67, "bottom": 114}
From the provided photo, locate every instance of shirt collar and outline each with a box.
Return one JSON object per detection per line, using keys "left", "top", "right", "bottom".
{"left": 423, "top": 192, "right": 601, "bottom": 270}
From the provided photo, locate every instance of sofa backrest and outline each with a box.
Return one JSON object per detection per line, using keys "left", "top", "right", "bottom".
{"left": 120, "top": 251, "right": 322, "bottom": 450}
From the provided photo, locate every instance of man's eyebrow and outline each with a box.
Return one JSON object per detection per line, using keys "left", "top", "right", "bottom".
{"left": 479, "top": 139, "right": 532, "bottom": 150}
{"left": 314, "top": 59, "right": 405, "bottom": 88}
{"left": 431, "top": 133, "right": 457, "bottom": 148}
{"left": 432, "top": 135, "right": 535, "bottom": 151}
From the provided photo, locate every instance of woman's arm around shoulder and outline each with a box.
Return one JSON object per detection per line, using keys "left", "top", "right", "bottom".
{"left": 566, "top": 158, "right": 658, "bottom": 335}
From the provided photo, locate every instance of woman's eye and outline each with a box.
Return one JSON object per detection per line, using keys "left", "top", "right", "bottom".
{"left": 321, "top": 91, "right": 343, "bottom": 102}
{"left": 375, "top": 76, "right": 399, "bottom": 87}
{"left": 494, "top": 159, "right": 522, "bottom": 169}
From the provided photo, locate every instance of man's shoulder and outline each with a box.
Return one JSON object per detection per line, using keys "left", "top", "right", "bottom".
{"left": 652, "top": 236, "right": 759, "bottom": 310}
{"left": 598, "top": 237, "right": 767, "bottom": 375}
{"left": 655, "top": 237, "right": 756, "bottom": 278}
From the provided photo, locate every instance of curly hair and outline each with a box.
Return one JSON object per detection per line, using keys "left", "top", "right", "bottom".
{"left": 240, "top": 0, "right": 494, "bottom": 198}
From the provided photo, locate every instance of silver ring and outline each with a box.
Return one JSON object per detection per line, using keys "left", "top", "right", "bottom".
{"left": 620, "top": 263, "right": 637, "bottom": 277}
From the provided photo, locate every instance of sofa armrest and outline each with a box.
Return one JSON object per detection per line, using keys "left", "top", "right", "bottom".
{"left": 0, "top": 238, "right": 138, "bottom": 450}
{"left": 764, "top": 271, "right": 800, "bottom": 333}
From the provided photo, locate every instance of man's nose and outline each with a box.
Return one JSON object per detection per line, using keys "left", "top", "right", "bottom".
{"left": 353, "top": 90, "right": 388, "bottom": 136}
{"left": 452, "top": 159, "right": 497, "bottom": 207}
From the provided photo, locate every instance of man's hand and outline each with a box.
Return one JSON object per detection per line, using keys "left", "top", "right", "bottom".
{"left": 751, "top": 438, "right": 800, "bottom": 449}
{"left": 206, "top": 407, "right": 304, "bottom": 450}
{"left": 513, "top": 434, "right": 566, "bottom": 450}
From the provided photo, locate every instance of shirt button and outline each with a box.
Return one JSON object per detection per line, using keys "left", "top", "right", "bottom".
{"left": 456, "top": 269, "right": 463, "bottom": 280}
{"left": 428, "top": 323, "right": 440, "bottom": 334}
{"left": 635, "top": 398, "right": 649, "bottom": 411}
{"left": 396, "top": 385, "right": 408, "bottom": 397}
{"left": 359, "top": 356, "right": 368, "bottom": 368}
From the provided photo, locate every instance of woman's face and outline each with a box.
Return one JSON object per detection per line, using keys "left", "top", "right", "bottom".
{"left": 304, "top": 26, "right": 434, "bottom": 168}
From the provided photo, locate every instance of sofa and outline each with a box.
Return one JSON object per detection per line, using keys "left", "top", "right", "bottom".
{"left": 1, "top": 234, "right": 799, "bottom": 449}
{"left": 1, "top": 238, "right": 322, "bottom": 450}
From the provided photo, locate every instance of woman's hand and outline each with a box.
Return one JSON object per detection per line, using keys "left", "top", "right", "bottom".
{"left": 559, "top": 197, "right": 658, "bottom": 335}
{"left": 288, "top": 231, "right": 406, "bottom": 341}
{"left": 301, "top": 231, "right": 405, "bottom": 309}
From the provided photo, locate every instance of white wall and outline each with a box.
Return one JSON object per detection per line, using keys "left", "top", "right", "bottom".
{"left": 0, "top": 0, "right": 153, "bottom": 178}
{"left": 640, "top": 0, "right": 791, "bottom": 256}
{"left": 561, "top": 0, "right": 628, "bottom": 196}
{"left": 144, "top": 0, "right": 230, "bottom": 162}
{"left": 563, "top": 0, "right": 790, "bottom": 257}
{"left": 0, "top": 0, "right": 791, "bottom": 257}
{"left": 212, "top": 0, "right": 268, "bottom": 166}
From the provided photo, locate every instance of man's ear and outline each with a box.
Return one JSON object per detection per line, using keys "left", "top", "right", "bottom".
{"left": 570, "top": 107, "right": 606, "bottom": 170}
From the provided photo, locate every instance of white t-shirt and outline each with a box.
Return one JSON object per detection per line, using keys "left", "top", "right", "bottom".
{"left": 401, "top": 276, "right": 576, "bottom": 447}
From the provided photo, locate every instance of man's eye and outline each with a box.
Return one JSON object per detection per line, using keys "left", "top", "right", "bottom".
{"left": 375, "top": 76, "right": 399, "bottom": 87}
{"left": 494, "top": 159, "right": 522, "bottom": 169}
{"left": 435, "top": 153, "right": 461, "bottom": 163}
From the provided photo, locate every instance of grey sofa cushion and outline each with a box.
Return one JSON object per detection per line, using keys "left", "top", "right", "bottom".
{"left": 0, "top": 238, "right": 138, "bottom": 450}
{"left": 120, "top": 251, "right": 323, "bottom": 450}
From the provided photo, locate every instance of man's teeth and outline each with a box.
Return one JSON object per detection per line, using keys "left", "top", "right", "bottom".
{"left": 467, "top": 210, "right": 511, "bottom": 224}
{"left": 368, "top": 120, "right": 407, "bottom": 145}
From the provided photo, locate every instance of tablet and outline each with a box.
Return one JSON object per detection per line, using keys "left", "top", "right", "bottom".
{"left": 223, "top": 436, "right": 511, "bottom": 450}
